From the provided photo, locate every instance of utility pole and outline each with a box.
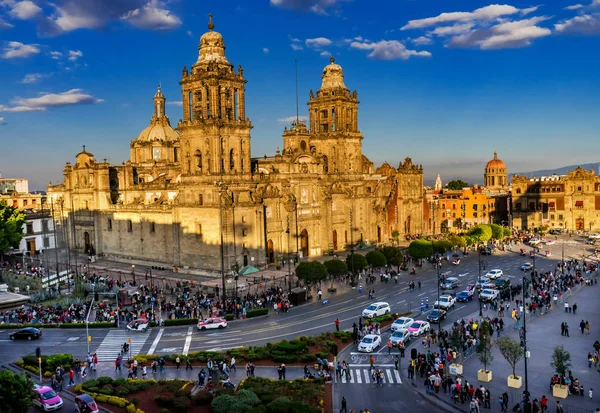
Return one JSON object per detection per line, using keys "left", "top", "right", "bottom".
{"left": 286, "top": 215, "right": 291, "bottom": 293}
{"left": 478, "top": 237, "right": 483, "bottom": 317}
{"left": 50, "top": 199, "right": 60, "bottom": 294}
{"left": 216, "top": 181, "right": 227, "bottom": 309}
{"left": 522, "top": 276, "right": 529, "bottom": 395}
{"left": 350, "top": 209, "right": 355, "bottom": 282}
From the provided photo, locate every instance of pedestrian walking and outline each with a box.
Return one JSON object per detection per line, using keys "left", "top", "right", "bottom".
{"left": 340, "top": 396, "right": 347, "bottom": 413}
{"left": 159, "top": 357, "right": 165, "bottom": 372}
{"left": 335, "top": 318, "right": 340, "bottom": 332}
{"left": 230, "top": 356, "right": 236, "bottom": 371}
{"left": 387, "top": 339, "right": 393, "bottom": 354}
{"left": 581, "top": 320, "right": 586, "bottom": 334}
{"left": 142, "top": 365, "right": 147, "bottom": 379}
{"left": 68, "top": 369, "right": 75, "bottom": 387}
{"left": 115, "top": 357, "right": 121, "bottom": 372}
{"left": 573, "top": 303, "right": 577, "bottom": 314}
{"left": 555, "top": 400, "right": 564, "bottom": 413}
{"left": 394, "top": 355, "right": 399, "bottom": 371}
{"left": 175, "top": 356, "right": 181, "bottom": 369}
{"left": 186, "top": 357, "right": 192, "bottom": 370}
{"left": 564, "top": 322, "right": 570, "bottom": 337}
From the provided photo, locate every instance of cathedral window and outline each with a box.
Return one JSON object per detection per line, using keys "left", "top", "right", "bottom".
{"left": 188, "top": 92, "right": 193, "bottom": 121}
{"left": 300, "top": 140, "right": 307, "bottom": 151}
{"left": 242, "top": 215, "right": 247, "bottom": 223}
{"left": 230, "top": 149, "right": 235, "bottom": 171}
{"left": 174, "top": 147, "right": 179, "bottom": 163}
{"left": 234, "top": 89, "right": 239, "bottom": 120}
{"left": 195, "top": 150, "right": 202, "bottom": 169}
{"left": 242, "top": 229, "right": 248, "bottom": 237}
{"left": 127, "top": 220, "right": 133, "bottom": 232}
{"left": 516, "top": 189, "right": 521, "bottom": 194}
{"left": 153, "top": 147, "right": 161, "bottom": 160}
{"left": 150, "top": 222, "right": 156, "bottom": 233}
{"left": 199, "top": 194, "right": 203, "bottom": 205}
{"left": 107, "top": 219, "right": 112, "bottom": 231}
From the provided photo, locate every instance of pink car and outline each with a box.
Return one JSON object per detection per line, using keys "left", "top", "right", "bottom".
{"left": 32, "top": 385, "right": 63, "bottom": 411}
{"left": 406, "top": 320, "right": 431, "bottom": 337}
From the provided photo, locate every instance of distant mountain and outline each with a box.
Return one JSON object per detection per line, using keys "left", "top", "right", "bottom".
{"left": 510, "top": 162, "right": 600, "bottom": 179}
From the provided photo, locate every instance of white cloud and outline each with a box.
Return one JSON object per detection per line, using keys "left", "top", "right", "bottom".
{"left": 121, "top": 0, "right": 181, "bottom": 30}
{"left": 0, "top": 117, "right": 5, "bottom": 125}
{"left": 290, "top": 43, "right": 303, "bottom": 51}
{"left": 2, "top": 41, "right": 40, "bottom": 59}
{"left": 401, "top": 5, "right": 522, "bottom": 30}
{"left": 555, "top": 14, "right": 600, "bottom": 34}
{"left": 50, "top": 50, "right": 62, "bottom": 59}
{"left": 305, "top": 37, "right": 332, "bottom": 48}
{"left": 270, "top": 0, "right": 348, "bottom": 15}
{"left": 166, "top": 100, "right": 182, "bottom": 106}
{"left": 68, "top": 49, "right": 83, "bottom": 61}
{"left": 564, "top": 4, "right": 584, "bottom": 10}
{"left": 263, "top": 47, "right": 269, "bottom": 54}
{"left": 431, "top": 23, "right": 475, "bottom": 36}
{"left": 278, "top": 115, "right": 308, "bottom": 123}
{"left": 320, "top": 50, "right": 330, "bottom": 57}
{"left": 20, "top": 73, "right": 46, "bottom": 84}
{"left": 0, "top": 89, "right": 103, "bottom": 112}
{"left": 186, "top": 30, "right": 193, "bottom": 37}
{"left": 289, "top": 36, "right": 301, "bottom": 43}
{"left": 411, "top": 35, "right": 433, "bottom": 45}
{"left": 0, "top": 17, "right": 14, "bottom": 29}
{"left": 8, "top": 0, "right": 42, "bottom": 19}
{"left": 350, "top": 39, "right": 431, "bottom": 60}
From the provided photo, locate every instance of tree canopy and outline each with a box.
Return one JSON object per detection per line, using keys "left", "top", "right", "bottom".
{"left": 496, "top": 337, "right": 523, "bottom": 379}
{"left": 446, "top": 180, "right": 470, "bottom": 190}
{"left": 346, "top": 253, "right": 368, "bottom": 272}
{"left": 408, "top": 239, "right": 433, "bottom": 258}
{"left": 0, "top": 201, "right": 26, "bottom": 255}
{"left": 365, "top": 250, "right": 387, "bottom": 268}
{"left": 381, "top": 246, "right": 402, "bottom": 268}
{"left": 468, "top": 224, "right": 492, "bottom": 243}
{"left": 489, "top": 223, "right": 504, "bottom": 240}
{"left": 323, "top": 259, "right": 347, "bottom": 277}
{"left": 447, "top": 235, "right": 466, "bottom": 250}
{"left": 295, "top": 261, "right": 328, "bottom": 289}
{"left": 476, "top": 320, "right": 494, "bottom": 372}
{"left": 0, "top": 370, "right": 35, "bottom": 413}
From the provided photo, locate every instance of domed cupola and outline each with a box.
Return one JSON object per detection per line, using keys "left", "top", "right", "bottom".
{"left": 321, "top": 57, "right": 346, "bottom": 90}
{"left": 194, "top": 14, "right": 231, "bottom": 68}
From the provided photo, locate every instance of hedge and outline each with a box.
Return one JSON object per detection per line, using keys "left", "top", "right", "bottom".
{"left": 1, "top": 322, "right": 113, "bottom": 329}
{"left": 225, "top": 314, "right": 235, "bottom": 321}
{"left": 246, "top": 308, "right": 269, "bottom": 318}
{"left": 364, "top": 313, "right": 394, "bottom": 326}
{"left": 1, "top": 323, "right": 58, "bottom": 329}
{"left": 163, "top": 318, "right": 199, "bottom": 327}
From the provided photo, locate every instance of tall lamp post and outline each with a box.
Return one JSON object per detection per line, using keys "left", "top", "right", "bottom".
{"left": 286, "top": 215, "right": 292, "bottom": 293}
{"left": 522, "top": 274, "right": 530, "bottom": 395}
{"left": 434, "top": 241, "right": 441, "bottom": 333}
{"left": 215, "top": 181, "right": 227, "bottom": 310}
{"left": 349, "top": 209, "right": 355, "bottom": 282}
{"left": 477, "top": 238, "right": 487, "bottom": 317}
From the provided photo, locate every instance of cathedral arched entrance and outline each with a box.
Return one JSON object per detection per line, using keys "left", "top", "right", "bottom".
{"left": 576, "top": 218, "right": 584, "bottom": 231}
{"left": 267, "top": 239, "right": 275, "bottom": 263}
{"left": 300, "top": 229, "right": 309, "bottom": 258}
{"left": 84, "top": 231, "right": 91, "bottom": 254}
{"left": 377, "top": 226, "right": 381, "bottom": 243}
{"left": 405, "top": 216, "right": 411, "bottom": 234}
{"left": 332, "top": 230, "right": 338, "bottom": 250}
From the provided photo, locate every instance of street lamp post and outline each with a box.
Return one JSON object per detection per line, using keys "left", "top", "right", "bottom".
{"left": 349, "top": 209, "right": 355, "bottom": 282}
{"left": 286, "top": 215, "right": 292, "bottom": 293}
{"left": 522, "top": 275, "right": 529, "bottom": 395}
{"left": 434, "top": 242, "right": 441, "bottom": 333}
{"left": 216, "top": 181, "right": 227, "bottom": 310}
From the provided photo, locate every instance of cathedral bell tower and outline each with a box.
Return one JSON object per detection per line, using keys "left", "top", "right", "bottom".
{"left": 178, "top": 15, "right": 252, "bottom": 176}
{"left": 307, "top": 57, "right": 363, "bottom": 174}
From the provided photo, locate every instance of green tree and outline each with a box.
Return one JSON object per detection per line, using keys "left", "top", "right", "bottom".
{"left": 391, "top": 230, "right": 400, "bottom": 246}
{"left": 503, "top": 227, "right": 513, "bottom": 238}
{"left": 446, "top": 180, "right": 470, "bottom": 190}
{"left": 345, "top": 253, "right": 368, "bottom": 273}
{"left": 490, "top": 223, "right": 504, "bottom": 240}
{"left": 550, "top": 345, "right": 572, "bottom": 379}
{"left": 476, "top": 320, "right": 494, "bottom": 372}
{"left": 0, "top": 370, "right": 35, "bottom": 413}
{"left": 381, "top": 246, "right": 402, "bottom": 269}
{"left": 449, "top": 326, "right": 464, "bottom": 364}
{"left": 323, "top": 259, "right": 347, "bottom": 277}
{"left": 295, "top": 261, "right": 328, "bottom": 291}
{"left": 468, "top": 224, "right": 492, "bottom": 243}
{"left": 0, "top": 201, "right": 26, "bottom": 255}
{"left": 447, "top": 235, "right": 466, "bottom": 250}
{"left": 408, "top": 239, "right": 433, "bottom": 259}
{"left": 496, "top": 337, "right": 523, "bottom": 379}
{"left": 365, "top": 250, "right": 387, "bottom": 268}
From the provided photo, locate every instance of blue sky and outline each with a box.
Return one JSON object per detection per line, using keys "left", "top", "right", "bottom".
{"left": 1, "top": 0, "right": 599, "bottom": 190}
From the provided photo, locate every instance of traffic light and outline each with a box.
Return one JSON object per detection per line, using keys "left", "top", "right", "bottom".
{"left": 411, "top": 348, "right": 417, "bottom": 360}
{"left": 35, "top": 347, "right": 41, "bottom": 358}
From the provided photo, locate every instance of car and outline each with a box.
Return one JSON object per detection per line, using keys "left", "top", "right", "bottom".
{"left": 361, "top": 302, "right": 391, "bottom": 318}
{"left": 434, "top": 295, "right": 456, "bottom": 310}
{"left": 440, "top": 277, "right": 460, "bottom": 290}
{"left": 465, "top": 283, "right": 477, "bottom": 292}
{"left": 390, "top": 317, "right": 414, "bottom": 332}
{"left": 475, "top": 277, "right": 490, "bottom": 289}
{"left": 126, "top": 319, "right": 149, "bottom": 332}
{"left": 389, "top": 329, "right": 411, "bottom": 346}
{"left": 486, "top": 269, "right": 504, "bottom": 280}
{"left": 589, "top": 233, "right": 600, "bottom": 240}
{"left": 32, "top": 385, "right": 63, "bottom": 411}
{"left": 407, "top": 320, "right": 431, "bottom": 336}
{"left": 197, "top": 317, "right": 227, "bottom": 330}
{"left": 9, "top": 327, "right": 41, "bottom": 340}
{"left": 479, "top": 246, "right": 493, "bottom": 255}
{"left": 521, "top": 262, "right": 533, "bottom": 271}
{"left": 452, "top": 258, "right": 461, "bottom": 265}
{"left": 456, "top": 290, "right": 474, "bottom": 302}
{"left": 358, "top": 334, "right": 382, "bottom": 352}
{"left": 528, "top": 239, "right": 542, "bottom": 246}
{"left": 75, "top": 394, "right": 99, "bottom": 413}
{"left": 549, "top": 229, "right": 562, "bottom": 235}
{"left": 479, "top": 288, "right": 499, "bottom": 302}
{"left": 587, "top": 239, "right": 597, "bottom": 245}
{"left": 545, "top": 239, "right": 556, "bottom": 245}
{"left": 427, "top": 309, "right": 447, "bottom": 323}
{"left": 494, "top": 278, "right": 510, "bottom": 290}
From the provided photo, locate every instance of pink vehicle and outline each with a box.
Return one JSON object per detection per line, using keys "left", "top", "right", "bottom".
{"left": 32, "top": 385, "right": 63, "bottom": 411}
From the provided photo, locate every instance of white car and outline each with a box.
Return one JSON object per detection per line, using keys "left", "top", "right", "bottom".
{"left": 358, "top": 334, "right": 382, "bottom": 352}
{"left": 545, "top": 239, "right": 556, "bottom": 245}
{"left": 126, "top": 319, "right": 149, "bottom": 332}
{"left": 197, "top": 317, "right": 228, "bottom": 330}
{"left": 389, "top": 329, "right": 411, "bottom": 346}
{"left": 390, "top": 317, "right": 414, "bottom": 332}
{"left": 486, "top": 269, "right": 504, "bottom": 280}
{"left": 589, "top": 234, "right": 600, "bottom": 240}
{"left": 362, "top": 302, "right": 391, "bottom": 318}
{"left": 479, "top": 289, "right": 499, "bottom": 302}
{"left": 406, "top": 320, "right": 431, "bottom": 337}
{"left": 434, "top": 295, "right": 456, "bottom": 310}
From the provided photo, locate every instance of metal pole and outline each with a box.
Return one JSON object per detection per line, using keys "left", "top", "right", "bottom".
{"left": 218, "top": 182, "right": 226, "bottom": 309}
{"left": 287, "top": 216, "right": 291, "bottom": 293}
{"left": 350, "top": 210, "right": 355, "bottom": 281}
{"left": 478, "top": 238, "right": 483, "bottom": 317}
{"left": 51, "top": 199, "right": 60, "bottom": 294}
{"left": 436, "top": 242, "right": 441, "bottom": 333}
{"left": 522, "top": 276, "right": 529, "bottom": 394}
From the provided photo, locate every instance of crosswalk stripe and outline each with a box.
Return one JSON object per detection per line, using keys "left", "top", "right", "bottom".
{"left": 363, "top": 369, "right": 370, "bottom": 383}
{"left": 336, "top": 368, "right": 403, "bottom": 385}
{"left": 349, "top": 369, "right": 354, "bottom": 384}
{"left": 341, "top": 373, "right": 346, "bottom": 384}
{"left": 386, "top": 369, "right": 393, "bottom": 384}
{"left": 355, "top": 369, "right": 362, "bottom": 384}
{"left": 394, "top": 369, "right": 402, "bottom": 384}
{"left": 94, "top": 330, "right": 150, "bottom": 362}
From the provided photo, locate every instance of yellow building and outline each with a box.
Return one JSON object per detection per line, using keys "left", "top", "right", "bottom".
{"left": 47, "top": 17, "right": 425, "bottom": 274}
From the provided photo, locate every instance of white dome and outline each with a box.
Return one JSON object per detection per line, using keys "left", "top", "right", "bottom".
{"left": 135, "top": 121, "right": 179, "bottom": 143}
{"left": 321, "top": 57, "right": 346, "bottom": 89}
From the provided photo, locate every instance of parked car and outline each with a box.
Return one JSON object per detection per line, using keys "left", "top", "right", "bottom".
{"left": 390, "top": 317, "right": 414, "bottom": 332}
{"left": 427, "top": 309, "right": 447, "bottom": 323}
{"left": 127, "top": 319, "right": 149, "bottom": 332}
{"left": 358, "top": 334, "right": 382, "bottom": 352}
{"left": 197, "top": 317, "right": 227, "bottom": 330}
{"left": 362, "top": 302, "right": 391, "bottom": 318}
{"left": 32, "top": 385, "right": 63, "bottom": 411}
{"left": 486, "top": 269, "right": 504, "bottom": 280}
{"left": 494, "top": 278, "right": 511, "bottom": 290}
{"left": 434, "top": 295, "right": 456, "bottom": 310}
{"left": 479, "top": 288, "right": 499, "bottom": 302}
{"left": 9, "top": 327, "right": 41, "bottom": 340}
{"left": 456, "top": 290, "right": 474, "bottom": 302}
{"left": 440, "top": 277, "right": 460, "bottom": 290}
{"left": 589, "top": 233, "right": 600, "bottom": 240}
{"left": 75, "top": 394, "right": 99, "bottom": 413}
{"left": 407, "top": 320, "right": 431, "bottom": 337}
{"left": 521, "top": 262, "right": 533, "bottom": 271}
{"left": 389, "top": 329, "right": 411, "bottom": 346}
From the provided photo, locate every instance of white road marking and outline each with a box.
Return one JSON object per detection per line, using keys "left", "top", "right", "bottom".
{"left": 182, "top": 327, "right": 193, "bottom": 356}
{"left": 364, "top": 369, "right": 370, "bottom": 383}
{"left": 458, "top": 273, "right": 470, "bottom": 277}
{"left": 355, "top": 369, "right": 362, "bottom": 383}
{"left": 349, "top": 369, "right": 355, "bottom": 384}
{"left": 394, "top": 370, "right": 402, "bottom": 384}
{"left": 386, "top": 369, "right": 393, "bottom": 384}
{"left": 417, "top": 292, "right": 426, "bottom": 297}
{"left": 147, "top": 328, "right": 164, "bottom": 355}
{"left": 397, "top": 300, "right": 406, "bottom": 304}
{"left": 67, "top": 337, "right": 80, "bottom": 341}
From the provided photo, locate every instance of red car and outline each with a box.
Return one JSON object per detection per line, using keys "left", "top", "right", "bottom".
{"left": 75, "top": 394, "right": 99, "bottom": 413}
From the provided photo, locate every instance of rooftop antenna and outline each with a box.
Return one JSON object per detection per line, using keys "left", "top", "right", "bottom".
{"left": 295, "top": 59, "right": 299, "bottom": 125}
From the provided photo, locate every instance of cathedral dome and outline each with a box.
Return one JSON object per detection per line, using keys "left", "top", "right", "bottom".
{"left": 135, "top": 122, "right": 179, "bottom": 143}
{"left": 196, "top": 14, "right": 230, "bottom": 66}
{"left": 321, "top": 57, "right": 346, "bottom": 89}
{"left": 486, "top": 152, "right": 506, "bottom": 170}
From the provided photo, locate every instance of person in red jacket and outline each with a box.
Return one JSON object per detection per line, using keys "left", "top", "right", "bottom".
{"left": 68, "top": 369, "right": 75, "bottom": 387}
{"left": 335, "top": 318, "right": 340, "bottom": 332}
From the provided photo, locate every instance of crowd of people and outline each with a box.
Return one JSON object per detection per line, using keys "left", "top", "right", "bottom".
{"left": 0, "top": 302, "right": 88, "bottom": 324}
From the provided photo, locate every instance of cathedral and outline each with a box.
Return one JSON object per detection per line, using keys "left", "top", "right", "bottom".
{"left": 47, "top": 17, "right": 425, "bottom": 275}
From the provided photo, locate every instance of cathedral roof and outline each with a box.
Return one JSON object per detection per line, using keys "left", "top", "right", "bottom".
{"left": 486, "top": 152, "right": 506, "bottom": 169}
{"left": 195, "top": 14, "right": 230, "bottom": 67}
{"left": 135, "top": 120, "right": 179, "bottom": 143}
{"left": 321, "top": 57, "right": 346, "bottom": 90}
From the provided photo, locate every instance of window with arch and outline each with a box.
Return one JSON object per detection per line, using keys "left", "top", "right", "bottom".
{"left": 195, "top": 150, "right": 202, "bottom": 169}
{"left": 230, "top": 148, "right": 235, "bottom": 171}
{"left": 127, "top": 220, "right": 133, "bottom": 232}
{"left": 300, "top": 140, "right": 307, "bottom": 151}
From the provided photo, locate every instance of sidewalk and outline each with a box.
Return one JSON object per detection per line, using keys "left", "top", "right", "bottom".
{"left": 414, "top": 278, "right": 600, "bottom": 413}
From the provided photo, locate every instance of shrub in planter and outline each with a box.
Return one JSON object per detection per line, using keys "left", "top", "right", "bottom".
{"left": 99, "top": 387, "right": 114, "bottom": 396}
{"left": 46, "top": 354, "right": 74, "bottom": 372}
{"left": 116, "top": 387, "right": 130, "bottom": 397}
{"left": 86, "top": 387, "right": 100, "bottom": 394}
{"left": 154, "top": 392, "right": 175, "bottom": 407}
{"left": 246, "top": 308, "right": 269, "bottom": 318}
{"left": 299, "top": 354, "right": 317, "bottom": 363}
{"left": 173, "top": 396, "right": 191, "bottom": 412}
{"left": 108, "top": 396, "right": 129, "bottom": 408}
{"left": 211, "top": 395, "right": 244, "bottom": 413}
{"left": 82, "top": 379, "right": 99, "bottom": 391}
{"left": 266, "top": 397, "right": 315, "bottom": 413}
{"left": 95, "top": 395, "right": 108, "bottom": 403}
{"left": 174, "top": 388, "right": 192, "bottom": 398}
{"left": 237, "top": 390, "right": 261, "bottom": 408}
{"left": 126, "top": 404, "right": 136, "bottom": 413}
{"left": 163, "top": 318, "right": 199, "bottom": 327}
{"left": 272, "top": 354, "right": 299, "bottom": 363}
{"left": 225, "top": 313, "right": 235, "bottom": 321}
{"left": 192, "top": 391, "right": 213, "bottom": 406}
{"left": 97, "top": 377, "right": 114, "bottom": 386}
{"left": 131, "top": 397, "right": 139, "bottom": 406}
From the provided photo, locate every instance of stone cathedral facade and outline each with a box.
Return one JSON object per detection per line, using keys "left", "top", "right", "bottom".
{"left": 47, "top": 18, "right": 425, "bottom": 274}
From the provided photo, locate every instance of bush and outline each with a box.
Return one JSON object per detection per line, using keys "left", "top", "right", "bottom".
{"left": 82, "top": 379, "right": 98, "bottom": 391}
{"left": 116, "top": 387, "right": 130, "bottom": 397}
{"left": 266, "top": 397, "right": 316, "bottom": 413}
{"left": 0, "top": 323, "right": 58, "bottom": 329}
{"left": 114, "top": 378, "right": 128, "bottom": 386}
{"left": 95, "top": 395, "right": 108, "bottom": 403}
{"left": 126, "top": 404, "right": 136, "bottom": 413}
{"left": 45, "top": 353, "right": 74, "bottom": 372}
{"left": 87, "top": 387, "right": 100, "bottom": 394}
{"left": 99, "top": 387, "right": 114, "bottom": 396}
{"left": 108, "top": 396, "right": 129, "bottom": 408}
{"left": 275, "top": 340, "right": 306, "bottom": 353}
{"left": 174, "top": 388, "right": 192, "bottom": 398}
{"left": 299, "top": 354, "right": 317, "bottom": 363}
{"left": 154, "top": 393, "right": 175, "bottom": 407}
{"left": 163, "top": 318, "right": 198, "bottom": 327}
{"left": 159, "top": 409, "right": 170, "bottom": 413}
{"left": 246, "top": 308, "right": 269, "bottom": 318}
{"left": 225, "top": 313, "right": 235, "bottom": 321}
{"left": 173, "top": 396, "right": 191, "bottom": 412}
{"left": 131, "top": 397, "right": 139, "bottom": 406}
{"left": 192, "top": 391, "right": 213, "bottom": 406}
{"left": 97, "top": 376, "right": 114, "bottom": 386}
{"left": 271, "top": 353, "right": 299, "bottom": 363}
{"left": 211, "top": 395, "right": 245, "bottom": 413}
{"left": 60, "top": 322, "right": 114, "bottom": 328}
{"left": 237, "top": 390, "right": 262, "bottom": 407}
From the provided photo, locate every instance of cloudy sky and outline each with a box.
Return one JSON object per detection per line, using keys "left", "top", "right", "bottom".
{"left": 1, "top": 0, "right": 599, "bottom": 189}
